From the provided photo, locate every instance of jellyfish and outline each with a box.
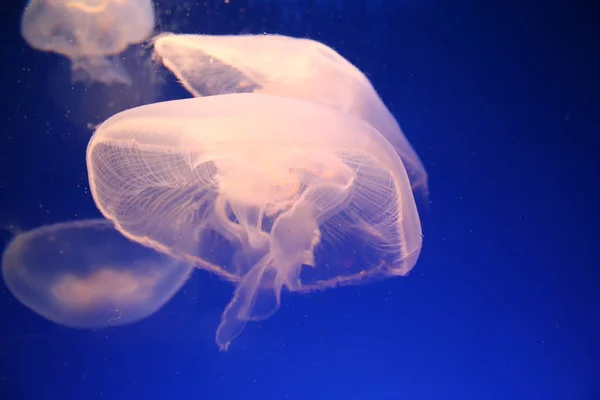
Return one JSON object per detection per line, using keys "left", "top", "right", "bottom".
{"left": 1, "top": 219, "right": 192, "bottom": 328}
{"left": 21, "top": 0, "right": 155, "bottom": 84}
{"left": 86, "top": 93, "right": 423, "bottom": 350}
{"left": 152, "top": 33, "right": 428, "bottom": 195}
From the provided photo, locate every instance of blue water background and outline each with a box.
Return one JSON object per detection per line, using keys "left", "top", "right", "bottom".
{"left": 0, "top": 1, "right": 598, "bottom": 399}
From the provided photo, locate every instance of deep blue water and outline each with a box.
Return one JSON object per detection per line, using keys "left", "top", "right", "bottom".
{"left": 1, "top": 1, "right": 598, "bottom": 399}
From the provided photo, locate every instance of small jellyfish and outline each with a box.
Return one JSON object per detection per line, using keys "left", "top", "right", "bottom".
{"left": 152, "top": 33, "right": 428, "bottom": 195}
{"left": 1, "top": 219, "right": 192, "bottom": 328}
{"left": 21, "top": 0, "right": 155, "bottom": 84}
{"left": 86, "top": 93, "right": 423, "bottom": 350}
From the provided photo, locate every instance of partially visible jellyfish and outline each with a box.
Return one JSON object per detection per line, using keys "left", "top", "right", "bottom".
{"left": 86, "top": 93, "right": 423, "bottom": 350}
{"left": 21, "top": 0, "right": 155, "bottom": 84}
{"left": 151, "top": 33, "right": 428, "bottom": 194}
{"left": 1, "top": 219, "right": 192, "bottom": 328}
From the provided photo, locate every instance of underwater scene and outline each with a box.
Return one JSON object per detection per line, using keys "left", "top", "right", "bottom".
{"left": 0, "top": 1, "right": 598, "bottom": 399}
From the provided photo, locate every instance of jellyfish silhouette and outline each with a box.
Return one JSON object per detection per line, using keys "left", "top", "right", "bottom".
{"left": 86, "top": 93, "right": 423, "bottom": 350}
{"left": 1, "top": 219, "right": 192, "bottom": 328}
{"left": 152, "top": 33, "right": 428, "bottom": 195}
{"left": 21, "top": 0, "right": 155, "bottom": 84}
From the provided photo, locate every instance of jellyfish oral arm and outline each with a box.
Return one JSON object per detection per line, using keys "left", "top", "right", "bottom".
{"left": 215, "top": 178, "right": 355, "bottom": 350}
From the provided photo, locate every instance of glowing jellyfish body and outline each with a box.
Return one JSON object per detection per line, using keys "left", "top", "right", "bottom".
{"left": 152, "top": 33, "right": 428, "bottom": 193}
{"left": 86, "top": 93, "right": 423, "bottom": 349}
{"left": 1, "top": 219, "right": 192, "bottom": 328}
{"left": 21, "top": 0, "right": 155, "bottom": 84}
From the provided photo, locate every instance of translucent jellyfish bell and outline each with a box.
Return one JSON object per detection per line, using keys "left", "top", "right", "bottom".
{"left": 1, "top": 219, "right": 192, "bottom": 328}
{"left": 152, "top": 33, "right": 428, "bottom": 194}
{"left": 86, "top": 93, "right": 423, "bottom": 350}
{"left": 21, "top": 0, "right": 155, "bottom": 84}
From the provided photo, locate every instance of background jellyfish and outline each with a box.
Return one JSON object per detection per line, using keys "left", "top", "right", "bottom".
{"left": 151, "top": 33, "right": 428, "bottom": 194}
{"left": 21, "top": 0, "right": 155, "bottom": 84}
{"left": 86, "top": 93, "right": 423, "bottom": 349}
{"left": 1, "top": 219, "right": 193, "bottom": 329}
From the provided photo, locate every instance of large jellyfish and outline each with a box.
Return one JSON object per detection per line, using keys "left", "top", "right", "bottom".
{"left": 21, "top": 0, "right": 155, "bottom": 84}
{"left": 152, "top": 33, "right": 428, "bottom": 194}
{"left": 1, "top": 219, "right": 192, "bottom": 328}
{"left": 86, "top": 93, "right": 423, "bottom": 350}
